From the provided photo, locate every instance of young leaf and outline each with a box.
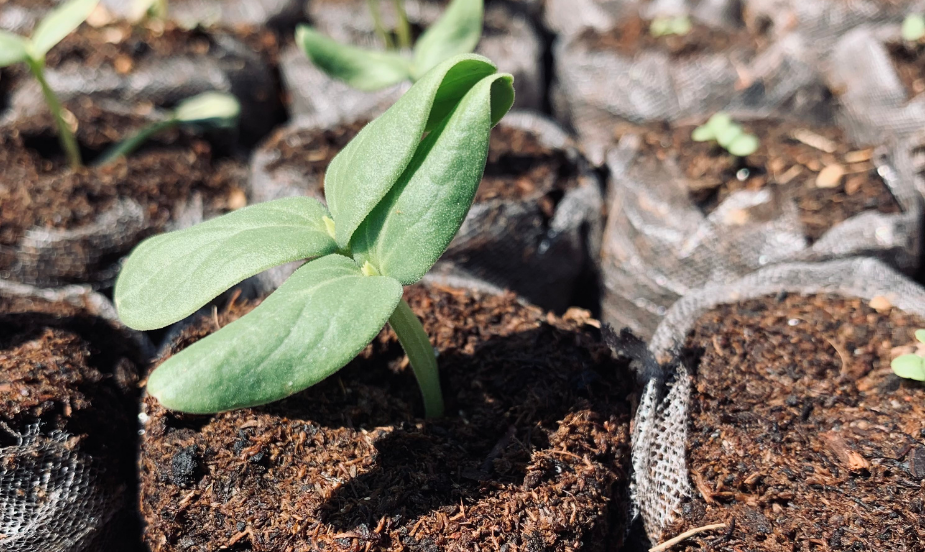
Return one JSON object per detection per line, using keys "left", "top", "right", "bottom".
{"left": 295, "top": 25, "right": 412, "bottom": 92}
{"left": 915, "top": 329, "right": 925, "bottom": 344}
{"left": 728, "top": 134, "right": 759, "bottom": 157}
{"left": 146, "top": 254, "right": 403, "bottom": 413}
{"left": 892, "top": 354, "right": 925, "bottom": 381}
{"left": 31, "top": 0, "right": 99, "bottom": 56}
{"left": 716, "top": 124, "right": 743, "bottom": 148}
{"left": 324, "top": 54, "right": 498, "bottom": 249}
{"left": 174, "top": 91, "right": 240, "bottom": 127}
{"left": 0, "top": 31, "right": 29, "bottom": 67}
{"left": 351, "top": 73, "right": 514, "bottom": 284}
{"left": 115, "top": 197, "right": 338, "bottom": 331}
{"left": 705, "top": 112, "right": 732, "bottom": 134}
{"left": 411, "top": 0, "right": 484, "bottom": 80}
{"left": 691, "top": 125, "right": 714, "bottom": 142}
{"left": 902, "top": 14, "right": 925, "bottom": 42}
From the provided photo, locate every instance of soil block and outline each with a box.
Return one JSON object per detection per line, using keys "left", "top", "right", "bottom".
{"left": 659, "top": 292, "right": 925, "bottom": 550}
{"left": 0, "top": 283, "right": 145, "bottom": 552}
{"left": 0, "top": 97, "right": 248, "bottom": 287}
{"left": 139, "top": 284, "right": 634, "bottom": 552}
{"left": 247, "top": 112, "right": 603, "bottom": 312}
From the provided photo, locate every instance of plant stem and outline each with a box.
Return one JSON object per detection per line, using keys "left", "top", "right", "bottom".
{"left": 94, "top": 118, "right": 178, "bottom": 166}
{"left": 27, "top": 59, "right": 82, "bottom": 170}
{"left": 389, "top": 298, "right": 444, "bottom": 418}
{"left": 153, "top": 0, "right": 169, "bottom": 17}
{"left": 366, "top": 0, "right": 395, "bottom": 50}
{"left": 393, "top": 0, "right": 412, "bottom": 50}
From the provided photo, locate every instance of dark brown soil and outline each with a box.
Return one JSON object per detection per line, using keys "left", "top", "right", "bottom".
{"left": 887, "top": 42, "right": 925, "bottom": 99}
{"left": 139, "top": 284, "right": 634, "bottom": 551}
{"left": 665, "top": 293, "right": 925, "bottom": 550}
{"left": 0, "top": 97, "right": 246, "bottom": 253}
{"left": 264, "top": 121, "right": 579, "bottom": 207}
{"left": 615, "top": 119, "right": 901, "bottom": 242}
{"left": 578, "top": 16, "right": 764, "bottom": 58}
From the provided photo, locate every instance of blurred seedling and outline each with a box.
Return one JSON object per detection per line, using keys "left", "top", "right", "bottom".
{"left": 130, "top": 0, "right": 169, "bottom": 21}
{"left": 891, "top": 330, "right": 925, "bottom": 381}
{"left": 691, "top": 112, "right": 760, "bottom": 157}
{"left": 902, "top": 14, "right": 925, "bottom": 43}
{"left": 0, "top": 0, "right": 100, "bottom": 170}
{"left": 95, "top": 92, "right": 240, "bottom": 166}
{"left": 296, "top": 0, "right": 483, "bottom": 91}
{"left": 649, "top": 16, "right": 692, "bottom": 38}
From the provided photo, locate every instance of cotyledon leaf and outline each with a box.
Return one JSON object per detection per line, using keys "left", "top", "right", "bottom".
{"left": 31, "top": 0, "right": 100, "bottom": 56}
{"left": 351, "top": 73, "right": 514, "bottom": 284}
{"left": 147, "top": 254, "right": 403, "bottom": 413}
{"left": 411, "top": 0, "right": 484, "bottom": 80}
{"left": 115, "top": 197, "right": 337, "bottom": 331}
{"left": 324, "top": 54, "right": 499, "bottom": 250}
{"left": 0, "top": 31, "right": 29, "bottom": 67}
{"left": 295, "top": 25, "right": 412, "bottom": 91}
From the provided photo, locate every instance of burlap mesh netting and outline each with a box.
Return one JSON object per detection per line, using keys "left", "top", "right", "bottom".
{"left": 630, "top": 258, "right": 925, "bottom": 542}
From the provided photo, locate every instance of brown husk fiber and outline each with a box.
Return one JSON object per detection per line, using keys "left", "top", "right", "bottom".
{"left": 139, "top": 285, "right": 634, "bottom": 551}
{"left": 666, "top": 293, "right": 925, "bottom": 550}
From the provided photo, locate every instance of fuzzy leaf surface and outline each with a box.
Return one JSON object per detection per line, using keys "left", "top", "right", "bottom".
{"left": 411, "top": 0, "right": 483, "bottom": 79}
{"left": 324, "top": 54, "right": 498, "bottom": 249}
{"left": 115, "top": 197, "right": 337, "bottom": 331}
{"left": 296, "top": 25, "right": 411, "bottom": 91}
{"left": 147, "top": 255, "right": 403, "bottom": 413}
{"left": 351, "top": 73, "right": 514, "bottom": 283}
{"left": 32, "top": 0, "right": 99, "bottom": 56}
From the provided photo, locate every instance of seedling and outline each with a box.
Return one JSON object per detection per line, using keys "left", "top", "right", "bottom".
{"left": 891, "top": 329, "right": 925, "bottom": 381}
{"left": 691, "top": 112, "right": 760, "bottom": 157}
{"left": 296, "top": 0, "right": 483, "bottom": 91}
{"left": 114, "top": 55, "right": 514, "bottom": 418}
{"left": 130, "top": 0, "right": 169, "bottom": 21}
{"left": 95, "top": 91, "right": 240, "bottom": 166}
{"left": 902, "top": 14, "right": 925, "bottom": 43}
{"left": 0, "top": 0, "right": 99, "bottom": 170}
{"left": 650, "top": 15, "right": 692, "bottom": 38}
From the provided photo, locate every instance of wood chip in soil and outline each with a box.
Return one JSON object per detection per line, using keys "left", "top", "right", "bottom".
{"left": 615, "top": 120, "right": 901, "bottom": 242}
{"left": 139, "top": 285, "right": 634, "bottom": 551}
{"left": 664, "top": 293, "right": 925, "bottom": 550}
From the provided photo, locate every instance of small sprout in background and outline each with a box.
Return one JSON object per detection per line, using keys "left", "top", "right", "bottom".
{"left": 692, "top": 112, "right": 760, "bottom": 157}
{"left": 902, "top": 14, "right": 925, "bottom": 43}
{"left": 891, "top": 329, "right": 925, "bottom": 381}
{"left": 296, "top": 0, "right": 483, "bottom": 91}
{"left": 0, "top": 0, "right": 100, "bottom": 170}
{"left": 95, "top": 91, "right": 240, "bottom": 166}
{"left": 114, "top": 55, "right": 515, "bottom": 419}
{"left": 130, "top": 0, "right": 169, "bottom": 21}
{"left": 650, "top": 15, "right": 692, "bottom": 38}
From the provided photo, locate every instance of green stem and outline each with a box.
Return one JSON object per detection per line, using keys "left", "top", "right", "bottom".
{"left": 28, "top": 58, "right": 82, "bottom": 171}
{"left": 389, "top": 298, "right": 444, "bottom": 418}
{"left": 393, "top": 0, "right": 412, "bottom": 50}
{"left": 94, "top": 118, "right": 179, "bottom": 167}
{"left": 153, "top": 0, "right": 169, "bottom": 17}
{"left": 366, "top": 0, "right": 395, "bottom": 50}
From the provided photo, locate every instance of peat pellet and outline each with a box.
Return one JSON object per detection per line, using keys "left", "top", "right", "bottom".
{"left": 99, "top": 0, "right": 303, "bottom": 29}
{"left": 0, "top": 98, "right": 248, "bottom": 287}
{"left": 139, "top": 284, "right": 634, "bottom": 552}
{"left": 248, "top": 111, "right": 603, "bottom": 312}
{"left": 0, "top": 281, "right": 145, "bottom": 552}
{"left": 281, "top": 0, "right": 544, "bottom": 123}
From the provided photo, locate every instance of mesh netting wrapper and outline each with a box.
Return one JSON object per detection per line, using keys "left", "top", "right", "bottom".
{"left": 600, "top": 123, "right": 922, "bottom": 337}
{"left": 280, "top": 0, "right": 544, "bottom": 125}
{"left": 628, "top": 257, "right": 925, "bottom": 542}
{"left": 0, "top": 279, "right": 148, "bottom": 552}
{"left": 100, "top": 0, "right": 303, "bottom": 28}
{"left": 549, "top": 1, "right": 829, "bottom": 165}
{"left": 247, "top": 111, "right": 603, "bottom": 312}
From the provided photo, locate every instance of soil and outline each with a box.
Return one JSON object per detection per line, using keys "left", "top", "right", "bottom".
{"left": 264, "top": 121, "right": 579, "bottom": 209}
{"left": 577, "top": 16, "right": 764, "bottom": 58}
{"left": 664, "top": 293, "right": 925, "bottom": 550}
{"left": 887, "top": 42, "right": 925, "bottom": 99}
{"left": 615, "top": 119, "right": 902, "bottom": 242}
{"left": 139, "top": 284, "right": 634, "bottom": 551}
{"left": 0, "top": 97, "right": 247, "bottom": 267}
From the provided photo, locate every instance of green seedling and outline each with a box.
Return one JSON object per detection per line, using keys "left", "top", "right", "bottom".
{"left": 130, "top": 0, "right": 169, "bottom": 21}
{"left": 692, "top": 112, "right": 760, "bottom": 157}
{"left": 902, "top": 14, "right": 925, "bottom": 43}
{"left": 296, "top": 0, "right": 483, "bottom": 91}
{"left": 114, "top": 54, "right": 515, "bottom": 418}
{"left": 95, "top": 91, "right": 240, "bottom": 166}
{"left": 0, "top": 0, "right": 99, "bottom": 170}
{"left": 650, "top": 15, "right": 692, "bottom": 37}
{"left": 891, "top": 329, "right": 925, "bottom": 381}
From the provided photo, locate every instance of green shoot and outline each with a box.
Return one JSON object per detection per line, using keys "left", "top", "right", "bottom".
{"left": 95, "top": 92, "right": 240, "bottom": 166}
{"left": 692, "top": 112, "right": 760, "bottom": 157}
{"left": 130, "top": 0, "right": 169, "bottom": 21}
{"left": 0, "top": 0, "right": 100, "bottom": 170}
{"left": 902, "top": 14, "right": 925, "bottom": 43}
{"left": 891, "top": 329, "right": 925, "bottom": 381}
{"left": 650, "top": 15, "right": 692, "bottom": 38}
{"left": 113, "top": 55, "right": 515, "bottom": 418}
